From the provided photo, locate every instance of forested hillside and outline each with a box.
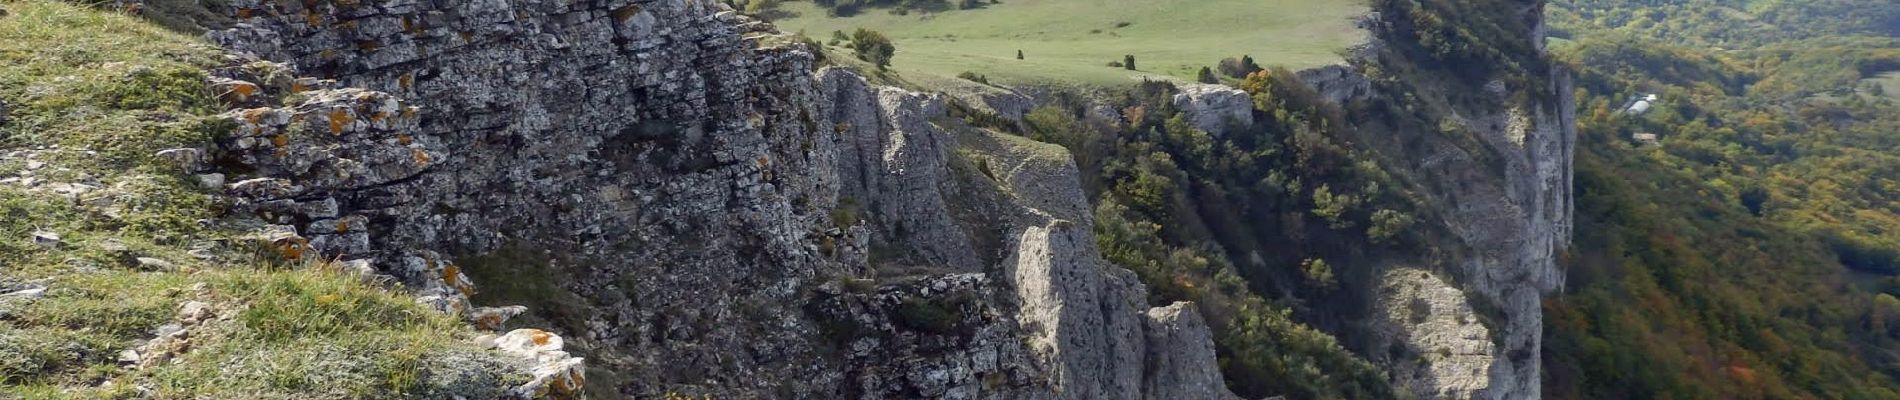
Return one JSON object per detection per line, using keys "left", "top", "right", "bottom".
{"left": 1545, "top": 0, "right": 1900, "bottom": 398}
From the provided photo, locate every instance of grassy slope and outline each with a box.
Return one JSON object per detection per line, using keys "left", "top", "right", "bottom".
{"left": 0, "top": 2, "right": 512, "bottom": 398}
{"left": 1864, "top": 71, "right": 1900, "bottom": 98}
{"left": 772, "top": 0, "right": 1366, "bottom": 87}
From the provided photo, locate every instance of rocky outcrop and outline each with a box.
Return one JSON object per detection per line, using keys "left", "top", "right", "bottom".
{"left": 1171, "top": 84, "right": 1253, "bottom": 137}
{"left": 203, "top": 0, "right": 1244, "bottom": 398}
{"left": 1295, "top": 65, "right": 1374, "bottom": 105}
{"left": 1310, "top": 3, "right": 1575, "bottom": 398}
{"left": 1142, "top": 303, "right": 1235, "bottom": 400}
{"left": 820, "top": 69, "right": 1243, "bottom": 399}
{"left": 824, "top": 71, "right": 984, "bottom": 272}
{"left": 1376, "top": 269, "right": 1497, "bottom": 398}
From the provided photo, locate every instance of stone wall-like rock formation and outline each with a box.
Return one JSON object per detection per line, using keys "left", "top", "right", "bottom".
{"left": 203, "top": 0, "right": 1246, "bottom": 398}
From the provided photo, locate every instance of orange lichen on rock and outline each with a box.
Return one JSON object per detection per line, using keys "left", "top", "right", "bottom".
{"left": 530, "top": 330, "right": 553, "bottom": 346}
{"left": 328, "top": 109, "right": 353, "bottom": 135}
{"left": 243, "top": 108, "right": 272, "bottom": 124}
{"left": 335, "top": 220, "right": 350, "bottom": 233}
{"left": 271, "top": 133, "right": 290, "bottom": 148}
{"left": 397, "top": 134, "right": 413, "bottom": 145}
{"left": 475, "top": 313, "right": 505, "bottom": 330}
{"left": 275, "top": 237, "right": 309, "bottom": 260}
{"left": 550, "top": 369, "right": 584, "bottom": 397}
{"left": 305, "top": 12, "right": 322, "bottom": 27}
{"left": 441, "top": 264, "right": 472, "bottom": 295}
{"left": 411, "top": 148, "right": 432, "bottom": 165}
{"left": 232, "top": 82, "right": 258, "bottom": 96}
{"left": 398, "top": 73, "right": 414, "bottom": 90}
{"left": 236, "top": 8, "right": 254, "bottom": 18}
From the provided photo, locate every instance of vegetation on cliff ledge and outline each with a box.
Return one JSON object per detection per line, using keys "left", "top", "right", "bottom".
{"left": 0, "top": 2, "right": 516, "bottom": 397}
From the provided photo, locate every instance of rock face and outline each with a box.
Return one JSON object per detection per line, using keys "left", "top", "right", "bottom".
{"left": 1376, "top": 269, "right": 1498, "bottom": 398}
{"left": 1295, "top": 64, "right": 1373, "bottom": 105}
{"left": 1369, "top": 65, "right": 1572, "bottom": 400}
{"left": 205, "top": 0, "right": 1242, "bottom": 398}
{"left": 1171, "top": 83, "right": 1254, "bottom": 136}
{"left": 1303, "top": 3, "right": 1575, "bottom": 399}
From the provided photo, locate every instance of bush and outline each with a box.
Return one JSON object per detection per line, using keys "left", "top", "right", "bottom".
{"left": 1123, "top": 54, "right": 1137, "bottom": 70}
{"left": 796, "top": 34, "right": 829, "bottom": 65}
{"left": 894, "top": 297, "right": 961, "bottom": 334}
{"left": 1367, "top": 209, "right": 1416, "bottom": 243}
{"left": 1300, "top": 258, "right": 1336, "bottom": 290}
{"left": 1219, "top": 55, "right": 1263, "bottom": 78}
{"left": 956, "top": 71, "right": 990, "bottom": 84}
{"left": 1197, "top": 66, "right": 1219, "bottom": 84}
{"left": 1310, "top": 184, "right": 1362, "bottom": 229}
{"left": 851, "top": 28, "right": 896, "bottom": 71}
{"left": 741, "top": 0, "right": 778, "bottom": 14}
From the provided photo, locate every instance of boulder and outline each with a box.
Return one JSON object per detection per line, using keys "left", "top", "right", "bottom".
{"left": 1171, "top": 84, "right": 1254, "bottom": 136}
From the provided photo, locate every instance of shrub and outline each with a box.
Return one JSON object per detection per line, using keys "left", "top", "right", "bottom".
{"left": 742, "top": 0, "right": 778, "bottom": 14}
{"left": 1219, "top": 55, "right": 1263, "bottom": 78}
{"left": 1310, "top": 184, "right": 1361, "bottom": 229}
{"left": 1197, "top": 67, "right": 1218, "bottom": 84}
{"left": 796, "top": 34, "right": 829, "bottom": 65}
{"left": 956, "top": 71, "right": 989, "bottom": 84}
{"left": 851, "top": 28, "right": 896, "bottom": 71}
{"left": 1123, "top": 54, "right": 1137, "bottom": 70}
{"left": 894, "top": 297, "right": 960, "bottom": 334}
{"left": 1367, "top": 209, "right": 1416, "bottom": 243}
{"left": 1300, "top": 258, "right": 1336, "bottom": 290}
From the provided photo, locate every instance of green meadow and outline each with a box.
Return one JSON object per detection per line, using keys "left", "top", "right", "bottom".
{"left": 770, "top": 0, "right": 1368, "bottom": 87}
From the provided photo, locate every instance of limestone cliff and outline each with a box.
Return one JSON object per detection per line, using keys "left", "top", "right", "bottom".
{"left": 1295, "top": 2, "right": 1575, "bottom": 399}
{"left": 201, "top": 0, "right": 1243, "bottom": 398}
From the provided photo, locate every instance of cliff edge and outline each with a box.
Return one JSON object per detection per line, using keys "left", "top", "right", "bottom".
{"left": 202, "top": 0, "right": 1247, "bottom": 398}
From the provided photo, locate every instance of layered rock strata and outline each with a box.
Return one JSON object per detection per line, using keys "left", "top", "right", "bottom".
{"left": 202, "top": 0, "right": 1246, "bottom": 398}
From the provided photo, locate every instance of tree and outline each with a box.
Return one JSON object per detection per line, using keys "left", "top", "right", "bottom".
{"left": 1367, "top": 209, "right": 1415, "bottom": 243}
{"left": 1124, "top": 54, "right": 1137, "bottom": 71}
{"left": 1016, "top": 49, "right": 1024, "bottom": 60}
{"left": 1300, "top": 258, "right": 1336, "bottom": 290}
{"left": 1197, "top": 67, "right": 1218, "bottom": 84}
{"left": 1219, "top": 55, "right": 1263, "bottom": 78}
{"left": 851, "top": 28, "right": 896, "bottom": 71}
{"left": 1310, "top": 184, "right": 1360, "bottom": 229}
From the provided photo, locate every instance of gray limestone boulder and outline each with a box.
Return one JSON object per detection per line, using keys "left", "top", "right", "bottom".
{"left": 1171, "top": 83, "right": 1254, "bottom": 136}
